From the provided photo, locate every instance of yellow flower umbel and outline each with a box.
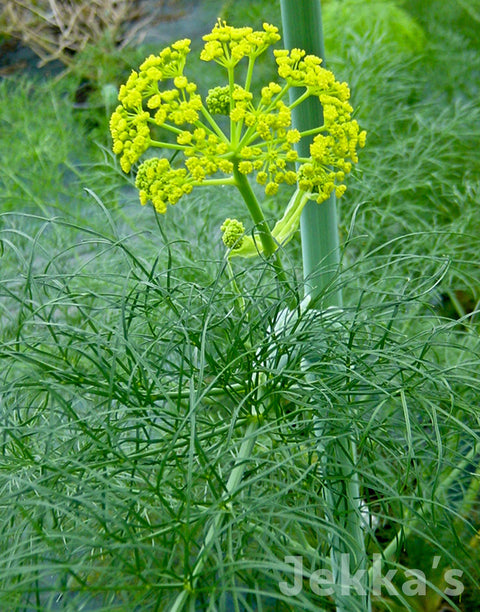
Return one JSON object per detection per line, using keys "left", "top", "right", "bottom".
{"left": 109, "top": 19, "right": 365, "bottom": 252}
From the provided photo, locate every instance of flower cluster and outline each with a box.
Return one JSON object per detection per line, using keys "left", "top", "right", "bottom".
{"left": 221, "top": 218, "right": 245, "bottom": 249}
{"left": 109, "top": 38, "right": 200, "bottom": 173}
{"left": 201, "top": 20, "right": 281, "bottom": 66}
{"left": 135, "top": 158, "right": 192, "bottom": 214}
{"left": 270, "top": 48, "right": 366, "bottom": 202}
{"left": 297, "top": 118, "right": 366, "bottom": 202}
{"left": 110, "top": 107, "right": 150, "bottom": 173}
{"left": 180, "top": 127, "right": 234, "bottom": 180}
{"left": 109, "top": 20, "right": 366, "bottom": 214}
{"left": 274, "top": 48, "right": 335, "bottom": 92}
{"left": 206, "top": 85, "right": 233, "bottom": 115}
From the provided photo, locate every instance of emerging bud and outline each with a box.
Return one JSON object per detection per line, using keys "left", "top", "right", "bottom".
{"left": 221, "top": 218, "right": 245, "bottom": 249}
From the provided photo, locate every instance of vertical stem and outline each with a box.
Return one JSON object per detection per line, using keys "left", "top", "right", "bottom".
{"left": 233, "top": 165, "right": 278, "bottom": 258}
{"left": 301, "top": 198, "right": 343, "bottom": 308}
{"left": 233, "top": 164, "right": 293, "bottom": 297}
{"left": 280, "top": 0, "right": 342, "bottom": 309}
{"left": 280, "top": 1, "right": 369, "bottom": 610}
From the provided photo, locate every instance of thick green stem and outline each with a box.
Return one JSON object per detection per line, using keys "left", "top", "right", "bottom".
{"left": 233, "top": 166, "right": 277, "bottom": 256}
{"left": 232, "top": 164, "right": 292, "bottom": 294}
{"left": 280, "top": 1, "right": 368, "bottom": 610}
{"left": 280, "top": 0, "right": 342, "bottom": 310}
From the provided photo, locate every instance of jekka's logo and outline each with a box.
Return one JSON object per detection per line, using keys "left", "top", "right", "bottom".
{"left": 279, "top": 554, "right": 464, "bottom": 598}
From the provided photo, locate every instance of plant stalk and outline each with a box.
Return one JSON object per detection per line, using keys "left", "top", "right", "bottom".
{"left": 280, "top": 1, "right": 369, "bottom": 610}
{"left": 233, "top": 163, "right": 293, "bottom": 296}
{"left": 280, "top": 0, "right": 342, "bottom": 310}
{"left": 233, "top": 164, "right": 279, "bottom": 258}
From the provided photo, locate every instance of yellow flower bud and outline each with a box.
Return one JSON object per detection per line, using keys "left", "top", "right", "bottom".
{"left": 238, "top": 161, "right": 253, "bottom": 174}
{"left": 174, "top": 76, "right": 188, "bottom": 88}
{"left": 256, "top": 172, "right": 268, "bottom": 185}
{"left": 221, "top": 218, "right": 245, "bottom": 249}
{"left": 265, "top": 182, "right": 278, "bottom": 196}
{"left": 147, "top": 94, "right": 161, "bottom": 109}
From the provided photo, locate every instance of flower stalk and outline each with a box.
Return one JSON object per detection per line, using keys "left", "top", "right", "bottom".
{"left": 232, "top": 164, "right": 278, "bottom": 257}
{"left": 232, "top": 163, "right": 294, "bottom": 296}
